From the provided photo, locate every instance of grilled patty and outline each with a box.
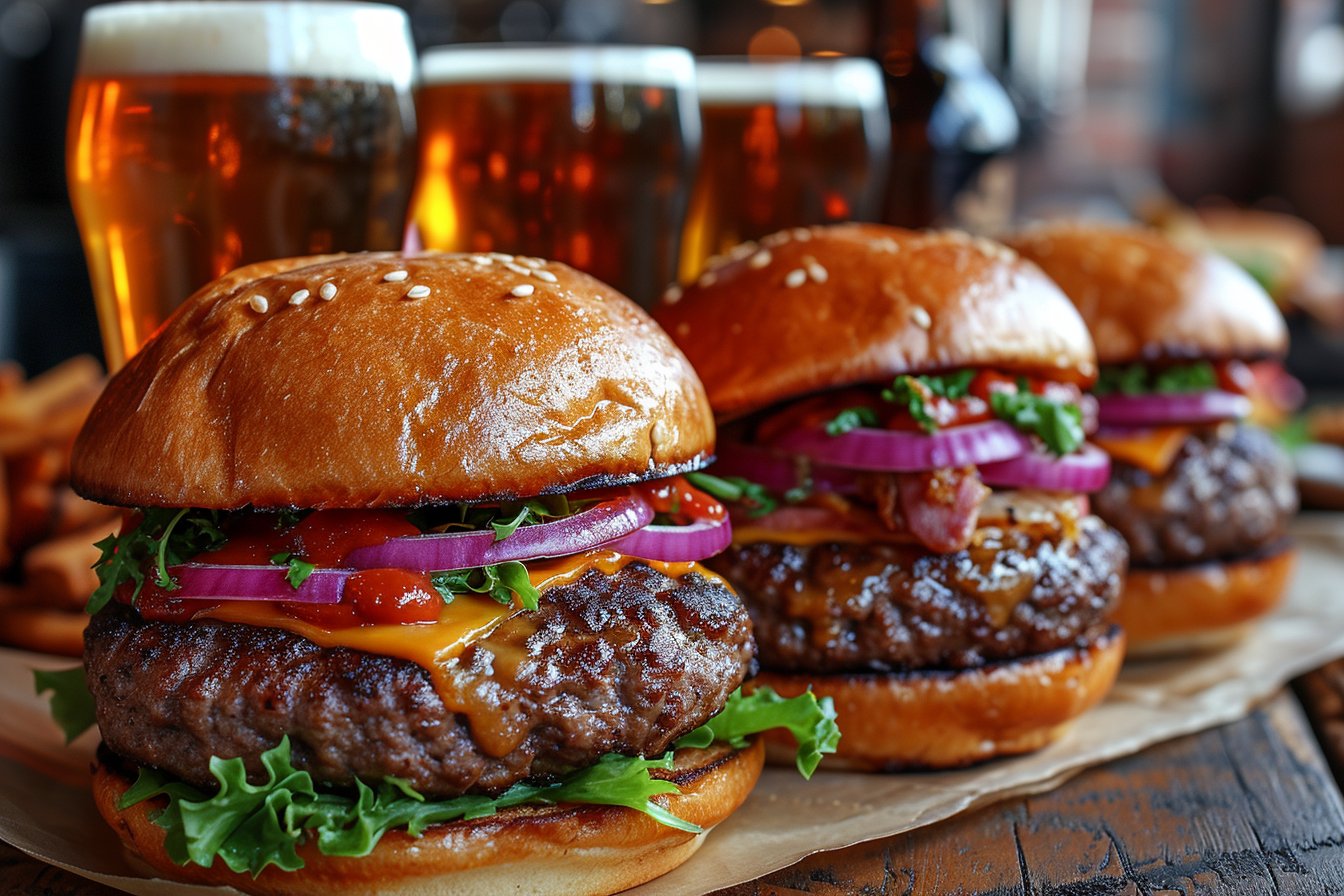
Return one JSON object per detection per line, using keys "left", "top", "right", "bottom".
{"left": 84, "top": 563, "right": 754, "bottom": 797}
{"left": 710, "top": 515, "right": 1125, "bottom": 674}
{"left": 1092, "top": 423, "right": 1297, "bottom": 568}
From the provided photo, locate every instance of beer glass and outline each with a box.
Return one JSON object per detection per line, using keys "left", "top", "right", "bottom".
{"left": 68, "top": 1, "right": 417, "bottom": 370}
{"left": 679, "top": 57, "right": 890, "bottom": 282}
{"left": 412, "top": 45, "right": 699, "bottom": 307}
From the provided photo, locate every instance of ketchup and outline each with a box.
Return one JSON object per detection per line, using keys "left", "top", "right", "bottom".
{"left": 638, "top": 476, "right": 726, "bottom": 524}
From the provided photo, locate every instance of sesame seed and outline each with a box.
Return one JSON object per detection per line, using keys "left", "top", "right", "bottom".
{"left": 749, "top": 250, "right": 772, "bottom": 269}
{"left": 872, "top": 237, "right": 900, "bottom": 254}
{"left": 383, "top": 270, "right": 409, "bottom": 282}
{"left": 534, "top": 269, "right": 558, "bottom": 284}
{"left": 729, "top": 242, "right": 756, "bottom": 261}
{"left": 792, "top": 227, "right": 813, "bottom": 241}
{"left": 911, "top": 306, "right": 932, "bottom": 329}
{"left": 697, "top": 270, "right": 718, "bottom": 288}
{"left": 663, "top": 284, "right": 683, "bottom": 305}
{"left": 488, "top": 252, "right": 514, "bottom": 262}
{"left": 510, "top": 284, "right": 535, "bottom": 297}
{"left": 289, "top": 288, "right": 310, "bottom": 306}
{"left": 405, "top": 284, "right": 431, "bottom": 300}
{"left": 319, "top": 282, "right": 337, "bottom": 301}
{"left": 504, "top": 262, "right": 532, "bottom": 276}
{"left": 470, "top": 254, "right": 493, "bottom": 265}
{"left": 520, "top": 257, "right": 545, "bottom": 269}
{"left": 807, "top": 262, "right": 829, "bottom": 283}
{"left": 785, "top": 268, "right": 807, "bottom": 288}
{"left": 247, "top": 295, "right": 269, "bottom": 313}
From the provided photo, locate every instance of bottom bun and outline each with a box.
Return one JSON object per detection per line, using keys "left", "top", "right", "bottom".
{"left": 1114, "top": 545, "right": 1296, "bottom": 659}
{"left": 93, "top": 739, "right": 763, "bottom": 896}
{"left": 749, "top": 626, "right": 1124, "bottom": 771}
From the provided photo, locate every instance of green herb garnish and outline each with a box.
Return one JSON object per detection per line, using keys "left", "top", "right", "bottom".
{"left": 823, "top": 406, "right": 880, "bottom": 436}
{"left": 685, "top": 471, "right": 778, "bottom": 518}
{"left": 88, "top": 508, "right": 229, "bottom": 615}
{"left": 116, "top": 687, "right": 838, "bottom": 876}
{"left": 989, "top": 379, "right": 1085, "bottom": 456}
{"left": 1095, "top": 361, "right": 1217, "bottom": 396}
{"left": 269, "top": 553, "right": 316, "bottom": 590}
{"left": 34, "top": 666, "right": 96, "bottom": 744}
{"left": 430, "top": 561, "right": 540, "bottom": 611}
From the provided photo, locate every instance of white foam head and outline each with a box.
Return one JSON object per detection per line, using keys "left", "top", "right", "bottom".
{"left": 77, "top": 1, "right": 415, "bottom": 88}
{"left": 420, "top": 45, "right": 695, "bottom": 90}
{"left": 695, "top": 57, "right": 888, "bottom": 109}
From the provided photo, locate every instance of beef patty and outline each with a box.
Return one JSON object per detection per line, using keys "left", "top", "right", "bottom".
{"left": 84, "top": 563, "right": 754, "bottom": 797}
{"left": 1092, "top": 424, "right": 1297, "bottom": 568}
{"left": 710, "top": 515, "right": 1125, "bottom": 674}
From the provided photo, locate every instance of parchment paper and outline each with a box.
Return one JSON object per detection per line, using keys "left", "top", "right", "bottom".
{"left": 4, "top": 514, "right": 1344, "bottom": 896}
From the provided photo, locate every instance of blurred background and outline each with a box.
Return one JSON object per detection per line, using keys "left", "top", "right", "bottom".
{"left": 3, "top": 0, "right": 1344, "bottom": 377}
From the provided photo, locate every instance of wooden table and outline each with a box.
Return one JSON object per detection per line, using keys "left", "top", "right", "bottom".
{"left": 8, "top": 663, "right": 1344, "bottom": 896}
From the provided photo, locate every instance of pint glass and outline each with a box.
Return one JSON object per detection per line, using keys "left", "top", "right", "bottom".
{"left": 68, "top": 1, "right": 417, "bottom": 369}
{"left": 679, "top": 57, "right": 889, "bottom": 281}
{"left": 412, "top": 45, "right": 699, "bottom": 307}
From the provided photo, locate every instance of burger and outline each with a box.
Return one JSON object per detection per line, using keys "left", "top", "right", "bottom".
{"left": 1006, "top": 223, "right": 1298, "bottom": 656}
{"left": 59, "top": 252, "right": 836, "bottom": 895}
{"left": 655, "top": 224, "right": 1127, "bottom": 770}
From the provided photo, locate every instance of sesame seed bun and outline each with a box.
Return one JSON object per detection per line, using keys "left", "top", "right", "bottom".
{"left": 70, "top": 252, "right": 715, "bottom": 508}
{"left": 748, "top": 626, "right": 1124, "bottom": 771}
{"left": 92, "top": 739, "right": 763, "bottom": 896}
{"left": 654, "top": 224, "right": 1097, "bottom": 418}
{"left": 1004, "top": 223, "right": 1288, "bottom": 365}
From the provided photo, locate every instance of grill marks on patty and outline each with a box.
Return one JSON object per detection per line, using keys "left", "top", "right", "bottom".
{"left": 84, "top": 564, "right": 754, "bottom": 798}
{"left": 1092, "top": 423, "right": 1297, "bottom": 568}
{"left": 710, "top": 516, "right": 1126, "bottom": 674}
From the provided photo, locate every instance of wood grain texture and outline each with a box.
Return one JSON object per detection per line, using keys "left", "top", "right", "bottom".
{"left": 714, "top": 692, "right": 1344, "bottom": 896}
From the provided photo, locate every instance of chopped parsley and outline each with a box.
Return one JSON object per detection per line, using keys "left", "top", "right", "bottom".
{"left": 989, "top": 379, "right": 1085, "bottom": 456}
{"left": 824, "top": 406, "right": 880, "bottom": 436}
{"left": 269, "top": 553, "right": 316, "bottom": 589}
{"left": 1095, "top": 361, "right": 1217, "bottom": 396}
{"left": 685, "top": 471, "right": 778, "bottom": 517}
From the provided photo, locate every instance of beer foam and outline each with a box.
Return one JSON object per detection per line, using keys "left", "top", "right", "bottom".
{"left": 78, "top": 1, "right": 414, "bottom": 87}
{"left": 420, "top": 45, "right": 695, "bottom": 89}
{"left": 695, "top": 58, "right": 887, "bottom": 109}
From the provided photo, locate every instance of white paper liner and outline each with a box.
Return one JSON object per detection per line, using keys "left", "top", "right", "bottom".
{"left": 3, "top": 515, "right": 1343, "bottom": 896}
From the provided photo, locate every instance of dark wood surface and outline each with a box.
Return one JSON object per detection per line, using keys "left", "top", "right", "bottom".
{"left": 6, "top": 663, "right": 1344, "bottom": 895}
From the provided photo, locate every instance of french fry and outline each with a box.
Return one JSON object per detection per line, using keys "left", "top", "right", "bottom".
{"left": 0, "top": 354, "right": 102, "bottom": 432}
{"left": 0, "top": 606, "right": 86, "bottom": 657}
{"left": 22, "top": 524, "right": 104, "bottom": 611}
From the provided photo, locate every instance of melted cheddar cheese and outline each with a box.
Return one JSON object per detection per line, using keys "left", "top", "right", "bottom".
{"left": 1092, "top": 426, "right": 1191, "bottom": 476}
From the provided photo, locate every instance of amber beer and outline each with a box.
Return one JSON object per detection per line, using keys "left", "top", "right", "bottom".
{"left": 412, "top": 46, "right": 699, "bottom": 307}
{"left": 67, "top": 2, "right": 416, "bottom": 369}
{"left": 679, "top": 58, "right": 889, "bottom": 282}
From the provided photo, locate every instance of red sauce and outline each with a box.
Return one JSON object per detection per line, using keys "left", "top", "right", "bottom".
{"left": 343, "top": 569, "right": 443, "bottom": 624}
{"left": 637, "top": 476, "right": 726, "bottom": 524}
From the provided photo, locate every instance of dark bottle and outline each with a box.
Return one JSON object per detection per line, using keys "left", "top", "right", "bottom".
{"left": 869, "top": 0, "right": 1018, "bottom": 228}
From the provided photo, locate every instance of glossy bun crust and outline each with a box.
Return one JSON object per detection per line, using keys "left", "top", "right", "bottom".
{"left": 1115, "top": 547, "right": 1296, "bottom": 658}
{"left": 93, "top": 740, "right": 763, "bottom": 896}
{"left": 71, "top": 253, "right": 715, "bottom": 508}
{"left": 1005, "top": 223, "right": 1288, "bottom": 364}
{"left": 749, "top": 626, "right": 1123, "bottom": 770}
{"left": 654, "top": 225, "right": 1097, "bottom": 418}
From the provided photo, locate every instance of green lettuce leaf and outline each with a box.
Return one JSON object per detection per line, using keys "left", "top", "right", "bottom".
{"left": 675, "top": 686, "right": 840, "bottom": 778}
{"left": 33, "top": 666, "right": 96, "bottom": 744}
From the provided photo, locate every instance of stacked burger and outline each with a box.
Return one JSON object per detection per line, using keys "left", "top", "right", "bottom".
{"left": 1007, "top": 224, "right": 1298, "bottom": 655}
{"left": 62, "top": 252, "right": 836, "bottom": 896}
{"left": 656, "top": 224, "right": 1128, "bottom": 770}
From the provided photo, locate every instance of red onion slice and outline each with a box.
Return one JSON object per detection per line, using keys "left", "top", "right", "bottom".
{"left": 1097, "top": 391, "right": 1250, "bottom": 427}
{"left": 979, "top": 443, "right": 1112, "bottom": 493}
{"left": 343, "top": 493, "right": 654, "bottom": 571}
{"left": 605, "top": 515, "right": 733, "bottom": 562}
{"left": 171, "top": 564, "right": 350, "bottom": 603}
{"left": 772, "top": 421, "right": 1030, "bottom": 472}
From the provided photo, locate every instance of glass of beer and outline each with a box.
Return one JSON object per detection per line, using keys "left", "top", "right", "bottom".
{"left": 679, "top": 57, "right": 890, "bottom": 282}
{"left": 68, "top": 1, "right": 417, "bottom": 370}
{"left": 411, "top": 45, "right": 699, "bottom": 307}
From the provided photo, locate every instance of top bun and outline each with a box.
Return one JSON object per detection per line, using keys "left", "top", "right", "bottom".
{"left": 654, "top": 224, "right": 1096, "bottom": 417}
{"left": 72, "top": 252, "right": 715, "bottom": 509}
{"left": 1004, "top": 223, "right": 1288, "bottom": 365}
